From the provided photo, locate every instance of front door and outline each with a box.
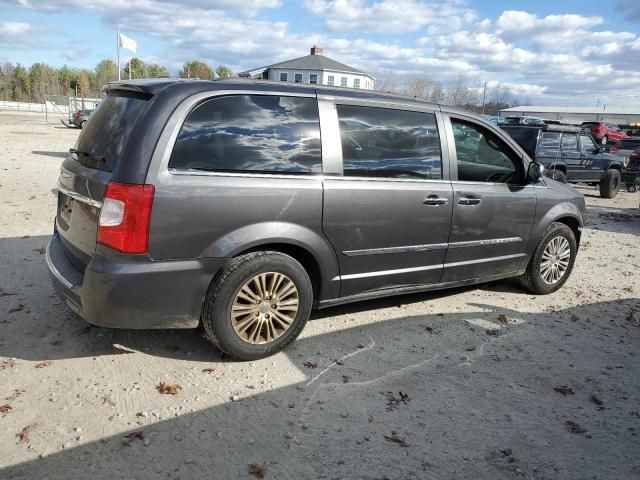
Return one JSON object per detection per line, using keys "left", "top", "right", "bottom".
{"left": 321, "top": 102, "right": 453, "bottom": 297}
{"left": 442, "top": 115, "right": 537, "bottom": 283}
{"left": 561, "top": 132, "right": 584, "bottom": 180}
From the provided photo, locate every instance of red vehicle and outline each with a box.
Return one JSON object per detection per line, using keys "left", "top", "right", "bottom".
{"left": 580, "top": 121, "right": 628, "bottom": 145}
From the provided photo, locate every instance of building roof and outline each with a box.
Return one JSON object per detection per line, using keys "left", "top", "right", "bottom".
{"left": 500, "top": 105, "right": 639, "bottom": 115}
{"left": 239, "top": 53, "right": 373, "bottom": 78}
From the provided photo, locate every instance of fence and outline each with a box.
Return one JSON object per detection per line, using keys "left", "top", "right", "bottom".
{"left": 44, "top": 95, "right": 102, "bottom": 124}
{"left": 0, "top": 100, "right": 46, "bottom": 112}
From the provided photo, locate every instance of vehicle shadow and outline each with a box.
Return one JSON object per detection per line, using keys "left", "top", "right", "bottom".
{"left": 584, "top": 204, "right": 640, "bottom": 236}
{"left": 31, "top": 150, "right": 68, "bottom": 158}
{"left": 2, "top": 297, "right": 639, "bottom": 480}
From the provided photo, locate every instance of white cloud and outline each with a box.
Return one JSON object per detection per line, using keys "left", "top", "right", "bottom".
{"left": 304, "top": 0, "right": 475, "bottom": 33}
{"left": 0, "top": 21, "right": 42, "bottom": 47}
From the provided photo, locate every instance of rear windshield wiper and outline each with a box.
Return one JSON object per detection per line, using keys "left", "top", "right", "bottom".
{"left": 69, "top": 148, "right": 107, "bottom": 163}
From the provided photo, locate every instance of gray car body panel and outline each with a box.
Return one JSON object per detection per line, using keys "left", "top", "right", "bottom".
{"left": 46, "top": 78, "right": 587, "bottom": 328}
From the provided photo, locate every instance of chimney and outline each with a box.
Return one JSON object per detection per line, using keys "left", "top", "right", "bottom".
{"left": 310, "top": 45, "right": 323, "bottom": 56}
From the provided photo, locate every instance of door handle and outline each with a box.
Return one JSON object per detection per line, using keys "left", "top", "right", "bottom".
{"left": 458, "top": 197, "right": 481, "bottom": 206}
{"left": 423, "top": 195, "right": 448, "bottom": 206}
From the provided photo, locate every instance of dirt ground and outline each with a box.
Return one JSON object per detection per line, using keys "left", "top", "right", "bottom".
{"left": 0, "top": 110, "right": 639, "bottom": 480}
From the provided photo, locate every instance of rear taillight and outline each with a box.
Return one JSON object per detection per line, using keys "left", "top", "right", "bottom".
{"left": 73, "top": 113, "right": 80, "bottom": 119}
{"left": 97, "top": 182, "right": 155, "bottom": 254}
{"left": 610, "top": 146, "right": 619, "bottom": 153}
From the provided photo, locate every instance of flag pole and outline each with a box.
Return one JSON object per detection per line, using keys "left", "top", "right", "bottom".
{"left": 117, "top": 26, "right": 121, "bottom": 81}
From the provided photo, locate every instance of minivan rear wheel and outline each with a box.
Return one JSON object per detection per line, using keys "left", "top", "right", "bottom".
{"left": 202, "top": 251, "right": 313, "bottom": 360}
{"left": 519, "top": 223, "right": 577, "bottom": 295}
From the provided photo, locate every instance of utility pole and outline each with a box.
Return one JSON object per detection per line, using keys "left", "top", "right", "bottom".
{"left": 117, "top": 26, "right": 121, "bottom": 81}
{"left": 481, "top": 81, "right": 487, "bottom": 115}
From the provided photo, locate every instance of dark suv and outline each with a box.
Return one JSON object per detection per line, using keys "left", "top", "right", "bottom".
{"left": 47, "top": 79, "right": 587, "bottom": 360}
{"left": 502, "top": 125, "right": 624, "bottom": 198}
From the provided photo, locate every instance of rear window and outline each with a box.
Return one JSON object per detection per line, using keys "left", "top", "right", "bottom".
{"left": 73, "top": 92, "right": 149, "bottom": 172}
{"left": 169, "top": 95, "right": 321, "bottom": 174}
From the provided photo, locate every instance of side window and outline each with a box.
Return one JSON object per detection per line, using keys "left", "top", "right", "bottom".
{"left": 580, "top": 134, "right": 597, "bottom": 153}
{"left": 561, "top": 133, "right": 579, "bottom": 151}
{"left": 169, "top": 95, "right": 321, "bottom": 174}
{"left": 540, "top": 132, "right": 561, "bottom": 152}
{"left": 336, "top": 104, "right": 442, "bottom": 179}
{"left": 452, "top": 119, "right": 521, "bottom": 183}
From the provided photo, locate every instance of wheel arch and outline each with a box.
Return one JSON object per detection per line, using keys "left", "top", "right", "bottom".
{"left": 528, "top": 204, "right": 584, "bottom": 256}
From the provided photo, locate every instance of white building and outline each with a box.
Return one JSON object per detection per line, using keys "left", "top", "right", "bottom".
{"left": 499, "top": 105, "right": 640, "bottom": 125}
{"left": 239, "top": 46, "right": 375, "bottom": 90}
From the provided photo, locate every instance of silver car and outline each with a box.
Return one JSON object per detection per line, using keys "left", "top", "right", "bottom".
{"left": 610, "top": 138, "right": 640, "bottom": 167}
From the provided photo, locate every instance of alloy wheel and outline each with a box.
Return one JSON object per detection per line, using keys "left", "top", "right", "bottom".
{"left": 540, "top": 236, "right": 571, "bottom": 285}
{"left": 230, "top": 272, "right": 299, "bottom": 344}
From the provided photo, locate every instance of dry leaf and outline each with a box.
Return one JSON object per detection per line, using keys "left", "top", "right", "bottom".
{"left": 248, "top": 463, "right": 267, "bottom": 478}
{"left": 384, "top": 432, "right": 410, "bottom": 447}
{"left": 35, "top": 361, "right": 52, "bottom": 369}
{"left": 201, "top": 367, "right": 216, "bottom": 374}
{"left": 303, "top": 361, "right": 317, "bottom": 369}
{"left": 0, "top": 404, "right": 12, "bottom": 414}
{"left": 622, "top": 287, "right": 633, "bottom": 293}
{"left": 156, "top": 382, "right": 181, "bottom": 395}
{"left": 554, "top": 385, "right": 575, "bottom": 396}
{"left": 33, "top": 247, "right": 46, "bottom": 254}
{"left": 102, "top": 395, "right": 116, "bottom": 407}
{"left": 486, "top": 329, "right": 500, "bottom": 337}
{"left": 385, "top": 391, "right": 410, "bottom": 411}
{"left": 9, "top": 305, "right": 25, "bottom": 314}
{"left": 0, "top": 359, "right": 16, "bottom": 370}
{"left": 570, "top": 314, "right": 580, "bottom": 322}
{"left": 6, "top": 389, "right": 25, "bottom": 401}
{"left": 16, "top": 424, "right": 38, "bottom": 444}
{"left": 591, "top": 393, "right": 603, "bottom": 406}
{"left": 564, "top": 420, "right": 586, "bottom": 434}
{"left": 122, "top": 431, "right": 145, "bottom": 446}
{"left": 465, "top": 346, "right": 476, "bottom": 352}
{"left": 497, "top": 314, "right": 509, "bottom": 324}
{"left": 622, "top": 271, "right": 633, "bottom": 277}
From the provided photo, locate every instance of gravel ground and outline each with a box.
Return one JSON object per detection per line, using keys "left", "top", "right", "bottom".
{"left": 1, "top": 111, "right": 639, "bottom": 480}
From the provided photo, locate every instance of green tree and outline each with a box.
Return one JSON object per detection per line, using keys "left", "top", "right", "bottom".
{"left": 147, "top": 63, "right": 170, "bottom": 78}
{"left": 95, "top": 59, "right": 118, "bottom": 88}
{"left": 179, "top": 60, "right": 213, "bottom": 79}
{"left": 215, "top": 65, "right": 233, "bottom": 78}
{"left": 122, "top": 58, "right": 147, "bottom": 79}
{"left": 12, "top": 64, "right": 31, "bottom": 101}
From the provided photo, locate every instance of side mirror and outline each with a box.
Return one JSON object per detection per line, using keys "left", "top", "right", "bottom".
{"left": 527, "top": 161, "right": 544, "bottom": 183}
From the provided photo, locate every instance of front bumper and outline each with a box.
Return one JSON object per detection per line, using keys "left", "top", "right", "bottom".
{"left": 46, "top": 233, "right": 226, "bottom": 329}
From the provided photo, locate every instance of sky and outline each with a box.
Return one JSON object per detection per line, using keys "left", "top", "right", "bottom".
{"left": 1, "top": 0, "right": 639, "bottom": 107}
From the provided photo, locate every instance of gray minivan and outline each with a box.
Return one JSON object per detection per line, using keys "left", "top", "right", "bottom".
{"left": 47, "top": 78, "right": 587, "bottom": 360}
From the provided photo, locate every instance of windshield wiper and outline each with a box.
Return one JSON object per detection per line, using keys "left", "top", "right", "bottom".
{"left": 69, "top": 148, "right": 107, "bottom": 163}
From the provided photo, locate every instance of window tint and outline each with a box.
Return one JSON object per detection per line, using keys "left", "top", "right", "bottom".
{"left": 169, "top": 95, "right": 321, "bottom": 174}
{"left": 452, "top": 119, "right": 521, "bottom": 183}
{"left": 561, "top": 133, "right": 578, "bottom": 151}
{"left": 336, "top": 105, "right": 442, "bottom": 179}
{"left": 540, "top": 132, "right": 560, "bottom": 151}
{"left": 74, "top": 92, "right": 149, "bottom": 172}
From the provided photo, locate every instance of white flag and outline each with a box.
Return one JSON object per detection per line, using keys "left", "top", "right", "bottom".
{"left": 119, "top": 32, "right": 137, "bottom": 53}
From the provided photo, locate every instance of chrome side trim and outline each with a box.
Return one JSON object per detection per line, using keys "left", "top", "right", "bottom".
{"left": 168, "top": 169, "right": 322, "bottom": 180}
{"left": 443, "top": 253, "right": 526, "bottom": 268}
{"left": 56, "top": 183, "right": 102, "bottom": 209}
{"left": 448, "top": 237, "right": 522, "bottom": 249}
{"left": 336, "top": 253, "right": 526, "bottom": 281}
{"left": 45, "top": 244, "right": 74, "bottom": 289}
{"left": 343, "top": 243, "right": 448, "bottom": 256}
{"left": 338, "top": 263, "right": 442, "bottom": 281}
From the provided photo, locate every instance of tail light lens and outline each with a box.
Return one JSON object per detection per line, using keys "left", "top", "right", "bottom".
{"left": 73, "top": 113, "right": 80, "bottom": 119}
{"left": 97, "top": 182, "right": 155, "bottom": 254}
{"left": 610, "top": 146, "right": 619, "bottom": 153}
{"left": 628, "top": 152, "right": 640, "bottom": 171}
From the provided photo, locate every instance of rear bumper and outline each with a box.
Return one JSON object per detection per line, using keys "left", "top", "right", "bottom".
{"left": 46, "top": 233, "right": 226, "bottom": 329}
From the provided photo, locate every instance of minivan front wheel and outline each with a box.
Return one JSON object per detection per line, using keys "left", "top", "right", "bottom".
{"left": 202, "top": 251, "right": 313, "bottom": 360}
{"left": 520, "top": 223, "right": 577, "bottom": 295}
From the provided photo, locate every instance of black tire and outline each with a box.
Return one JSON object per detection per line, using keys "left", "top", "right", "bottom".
{"left": 520, "top": 222, "right": 577, "bottom": 295}
{"left": 599, "top": 169, "right": 621, "bottom": 198}
{"left": 627, "top": 185, "right": 638, "bottom": 193}
{"left": 80, "top": 120, "right": 87, "bottom": 129}
{"left": 201, "top": 251, "right": 313, "bottom": 360}
{"left": 545, "top": 169, "right": 567, "bottom": 183}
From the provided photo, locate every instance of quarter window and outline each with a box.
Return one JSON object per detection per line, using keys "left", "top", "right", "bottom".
{"left": 279, "top": 72, "right": 288, "bottom": 82}
{"left": 309, "top": 73, "right": 318, "bottom": 84}
{"left": 294, "top": 73, "right": 303, "bottom": 83}
{"left": 169, "top": 95, "right": 321, "bottom": 174}
{"left": 452, "top": 119, "right": 521, "bottom": 183}
{"left": 340, "top": 77, "right": 347, "bottom": 87}
{"left": 540, "top": 132, "right": 561, "bottom": 151}
{"left": 327, "top": 75, "right": 334, "bottom": 86}
{"left": 336, "top": 104, "right": 442, "bottom": 179}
